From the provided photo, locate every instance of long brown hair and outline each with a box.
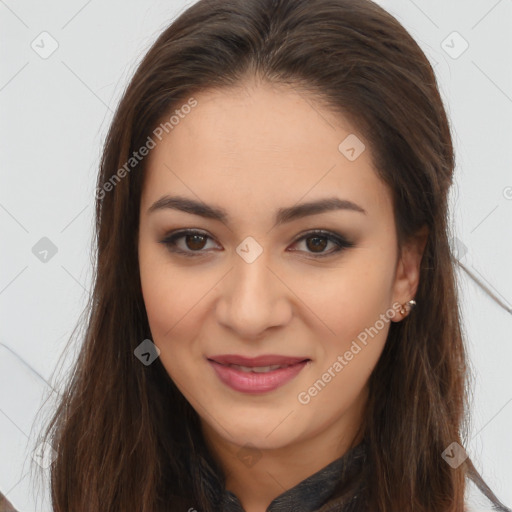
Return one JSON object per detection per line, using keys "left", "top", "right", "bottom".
{"left": 36, "top": 0, "right": 510, "bottom": 510}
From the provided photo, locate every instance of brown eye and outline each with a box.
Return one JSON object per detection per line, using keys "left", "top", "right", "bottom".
{"left": 305, "top": 236, "right": 329, "bottom": 253}
{"left": 160, "top": 229, "right": 220, "bottom": 257}
{"left": 160, "top": 229, "right": 354, "bottom": 259}
{"left": 185, "top": 233, "right": 208, "bottom": 250}
{"left": 289, "top": 230, "right": 355, "bottom": 257}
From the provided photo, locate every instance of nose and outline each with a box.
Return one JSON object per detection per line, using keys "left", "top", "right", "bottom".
{"left": 215, "top": 248, "right": 293, "bottom": 340}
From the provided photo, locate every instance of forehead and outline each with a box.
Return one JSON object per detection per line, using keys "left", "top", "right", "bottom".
{"left": 141, "top": 80, "right": 392, "bottom": 222}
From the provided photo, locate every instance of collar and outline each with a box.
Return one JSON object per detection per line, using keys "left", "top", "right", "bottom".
{"left": 208, "top": 440, "right": 367, "bottom": 512}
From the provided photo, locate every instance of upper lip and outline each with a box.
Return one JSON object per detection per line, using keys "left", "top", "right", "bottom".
{"left": 207, "top": 354, "right": 310, "bottom": 367}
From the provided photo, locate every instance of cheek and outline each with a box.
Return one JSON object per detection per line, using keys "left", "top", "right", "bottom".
{"left": 138, "top": 246, "right": 206, "bottom": 353}
{"left": 292, "top": 250, "right": 397, "bottom": 408}
{"left": 139, "top": 263, "right": 204, "bottom": 391}
{"left": 139, "top": 238, "right": 209, "bottom": 327}
{"left": 297, "top": 265, "right": 395, "bottom": 414}
{"left": 291, "top": 249, "right": 396, "bottom": 344}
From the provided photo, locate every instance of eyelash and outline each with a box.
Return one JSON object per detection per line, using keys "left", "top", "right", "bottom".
{"left": 159, "top": 229, "right": 355, "bottom": 259}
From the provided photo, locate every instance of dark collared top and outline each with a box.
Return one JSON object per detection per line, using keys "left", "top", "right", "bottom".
{"left": 0, "top": 442, "right": 368, "bottom": 512}
{"left": 211, "top": 440, "right": 368, "bottom": 512}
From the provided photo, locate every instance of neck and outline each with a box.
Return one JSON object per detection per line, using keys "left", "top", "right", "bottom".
{"left": 200, "top": 395, "right": 366, "bottom": 512}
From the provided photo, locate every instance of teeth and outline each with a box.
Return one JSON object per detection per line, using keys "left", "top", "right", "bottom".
{"left": 230, "top": 364, "right": 286, "bottom": 373}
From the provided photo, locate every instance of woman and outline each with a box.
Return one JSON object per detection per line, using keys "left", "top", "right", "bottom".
{"left": 37, "top": 0, "right": 511, "bottom": 511}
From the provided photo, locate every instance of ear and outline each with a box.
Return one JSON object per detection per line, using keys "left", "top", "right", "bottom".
{"left": 390, "top": 225, "right": 428, "bottom": 322}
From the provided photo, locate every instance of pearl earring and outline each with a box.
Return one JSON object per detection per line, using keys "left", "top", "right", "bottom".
{"left": 399, "top": 299, "right": 417, "bottom": 316}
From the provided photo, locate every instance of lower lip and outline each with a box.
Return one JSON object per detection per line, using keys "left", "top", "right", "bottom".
{"left": 208, "top": 360, "right": 309, "bottom": 394}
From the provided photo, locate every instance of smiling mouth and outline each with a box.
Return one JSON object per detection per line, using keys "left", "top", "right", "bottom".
{"left": 206, "top": 356, "right": 311, "bottom": 393}
{"left": 207, "top": 357, "right": 310, "bottom": 373}
{"left": 219, "top": 363, "right": 298, "bottom": 373}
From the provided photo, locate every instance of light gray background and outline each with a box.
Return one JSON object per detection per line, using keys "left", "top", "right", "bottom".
{"left": 1, "top": 1, "right": 511, "bottom": 510}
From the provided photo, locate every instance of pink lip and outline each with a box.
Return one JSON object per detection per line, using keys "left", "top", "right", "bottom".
{"left": 207, "top": 354, "right": 310, "bottom": 394}
{"left": 208, "top": 354, "right": 308, "bottom": 366}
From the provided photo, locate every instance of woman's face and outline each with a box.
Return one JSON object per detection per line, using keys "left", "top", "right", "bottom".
{"left": 138, "top": 80, "right": 423, "bottom": 455}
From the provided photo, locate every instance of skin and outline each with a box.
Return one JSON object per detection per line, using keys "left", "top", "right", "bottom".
{"left": 138, "top": 77, "right": 427, "bottom": 512}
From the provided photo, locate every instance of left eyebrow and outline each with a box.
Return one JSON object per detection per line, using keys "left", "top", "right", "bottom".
{"left": 147, "top": 195, "right": 367, "bottom": 226}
